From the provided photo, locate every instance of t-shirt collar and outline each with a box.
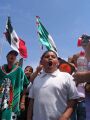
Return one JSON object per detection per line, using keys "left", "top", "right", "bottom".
{"left": 41, "top": 69, "right": 59, "bottom": 78}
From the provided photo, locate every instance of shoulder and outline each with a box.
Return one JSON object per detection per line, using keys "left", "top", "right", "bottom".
{"left": 57, "top": 69, "right": 72, "bottom": 77}
{"left": 57, "top": 70, "right": 74, "bottom": 81}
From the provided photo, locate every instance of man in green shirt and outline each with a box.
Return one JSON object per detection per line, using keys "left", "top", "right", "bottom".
{"left": 0, "top": 50, "right": 29, "bottom": 120}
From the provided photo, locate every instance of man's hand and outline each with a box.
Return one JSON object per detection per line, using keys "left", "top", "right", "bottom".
{"left": 73, "top": 71, "right": 89, "bottom": 84}
{"left": 36, "top": 64, "right": 43, "bottom": 73}
{"left": 59, "top": 99, "right": 76, "bottom": 120}
{"left": 30, "top": 64, "right": 43, "bottom": 82}
{"left": 73, "top": 72, "right": 81, "bottom": 85}
{"left": 59, "top": 115, "right": 69, "bottom": 120}
{"left": 20, "top": 102, "right": 25, "bottom": 111}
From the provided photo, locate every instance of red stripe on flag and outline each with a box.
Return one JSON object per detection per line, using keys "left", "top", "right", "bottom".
{"left": 18, "top": 38, "right": 28, "bottom": 58}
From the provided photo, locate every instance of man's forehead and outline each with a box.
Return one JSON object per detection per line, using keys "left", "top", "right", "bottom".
{"left": 8, "top": 53, "right": 17, "bottom": 56}
{"left": 44, "top": 53, "right": 57, "bottom": 58}
{"left": 41, "top": 50, "right": 58, "bottom": 60}
{"left": 45, "top": 51, "right": 57, "bottom": 56}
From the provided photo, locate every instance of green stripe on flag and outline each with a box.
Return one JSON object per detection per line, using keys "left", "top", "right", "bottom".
{"left": 36, "top": 16, "right": 57, "bottom": 54}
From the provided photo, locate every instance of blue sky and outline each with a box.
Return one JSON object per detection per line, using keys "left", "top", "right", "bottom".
{"left": 0, "top": 0, "right": 90, "bottom": 68}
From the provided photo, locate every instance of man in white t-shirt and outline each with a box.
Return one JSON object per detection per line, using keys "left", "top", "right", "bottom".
{"left": 27, "top": 50, "right": 79, "bottom": 120}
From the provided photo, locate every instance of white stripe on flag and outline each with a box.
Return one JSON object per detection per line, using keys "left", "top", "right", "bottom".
{"left": 11, "top": 30, "right": 19, "bottom": 53}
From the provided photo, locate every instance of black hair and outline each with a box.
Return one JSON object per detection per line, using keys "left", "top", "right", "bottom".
{"left": 40, "top": 50, "right": 58, "bottom": 61}
{"left": 6, "top": 50, "right": 18, "bottom": 57}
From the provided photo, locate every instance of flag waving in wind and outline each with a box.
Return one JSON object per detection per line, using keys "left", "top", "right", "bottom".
{"left": 4, "top": 17, "right": 28, "bottom": 58}
{"left": 36, "top": 16, "right": 57, "bottom": 54}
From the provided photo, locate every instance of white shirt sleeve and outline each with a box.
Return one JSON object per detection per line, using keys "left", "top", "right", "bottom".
{"left": 66, "top": 73, "right": 79, "bottom": 100}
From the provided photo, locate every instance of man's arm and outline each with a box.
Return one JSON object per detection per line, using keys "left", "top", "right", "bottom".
{"left": 20, "top": 87, "right": 27, "bottom": 110}
{"left": 27, "top": 98, "right": 34, "bottom": 120}
{"left": 30, "top": 64, "right": 43, "bottom": 82}
{"left": 20, "top": 68, "right": 29, "bottom": 110}
{"left": 73, "top": 71, "right": 90, "bottom": 84}
{"left": 59, "top": 99, "right": 76, "bottom": 120}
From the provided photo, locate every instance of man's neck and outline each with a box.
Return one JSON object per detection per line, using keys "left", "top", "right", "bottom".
{"left": 8, "top": 64, "right": 13, "bottom": 69}
{"left": 7, "top": 63, "right": 15, "bottom": 71}
{"left": 45, "top": 68, "right": 58, "bottom": 73}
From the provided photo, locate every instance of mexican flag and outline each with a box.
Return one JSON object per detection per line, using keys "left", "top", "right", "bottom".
{"left": 4, "top": 17, "right": 28, "bottom": 58}
{"left": 36, "top": 16, "right": 57, "bottom": 54}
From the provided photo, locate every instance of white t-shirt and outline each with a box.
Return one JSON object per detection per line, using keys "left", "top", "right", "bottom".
{"left": 77, "top": 83, "right": 86, "bottom": 98}
{"left": 29, "top": 69, "right": 79, "bottom": 120}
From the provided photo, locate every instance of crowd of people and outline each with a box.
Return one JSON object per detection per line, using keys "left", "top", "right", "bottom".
{"left": 0, "top": 48, "right": 90, "bottom": 120}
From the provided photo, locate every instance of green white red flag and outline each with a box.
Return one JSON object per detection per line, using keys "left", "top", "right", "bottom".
{"left": 4, "top": 17, "right": 28, "bottom": 58}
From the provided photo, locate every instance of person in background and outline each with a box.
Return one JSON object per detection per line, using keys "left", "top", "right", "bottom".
{"left": 73, "top": 71, "right": 90, "bottom": 120}
{"left": 69, "top": 53, "right": 86, "bottom": 120}
{"left": 24, "top": 66, "right": 33, "bottom": 81}
{"left": 19, "top": 66, "right": 33, "bottom": 120}
{"left": 58, "top": 57, "right": 76, "bottom": 75}
{"left": 19, "top": 64, "right": 43, "bottom": 120}
{"left": 0, "top": 50, "right": 29, "bottom": 120}
{"left": 27, "top": 50, "right": 79, "bottom": 120}
{"left": 14, "top": 61, "right": 19, "bottom": 67}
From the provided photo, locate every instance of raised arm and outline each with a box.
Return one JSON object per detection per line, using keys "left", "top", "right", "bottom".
{"left": 73, "top": 71, "right": 90, "bottom": 84}
{"left": 30, "top": 64, "right": 43, "bottom": 82}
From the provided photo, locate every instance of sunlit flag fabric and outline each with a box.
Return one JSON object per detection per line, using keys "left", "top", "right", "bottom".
{"left": 36, "top": 16, "right": 57, "bottom": 54}
{"left": 4, "top": 17, "right": 28, "bottom": 58}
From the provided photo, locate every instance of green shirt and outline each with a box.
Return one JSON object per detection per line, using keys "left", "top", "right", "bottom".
{"left": 0, "top": 64, "right": 29, "bottom": 120}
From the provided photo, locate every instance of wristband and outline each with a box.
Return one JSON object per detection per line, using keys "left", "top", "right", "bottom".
{"left": 21, "top": 102, "right": 25, "bottom": 105}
